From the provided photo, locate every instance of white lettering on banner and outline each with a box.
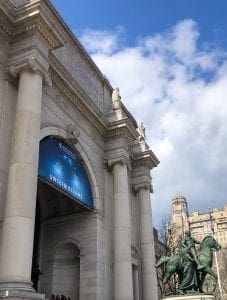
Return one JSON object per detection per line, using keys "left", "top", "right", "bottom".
{"left": 59, "top": 143, "right": 77, "bottom": 160}
{"left": 49, "top": 173, "right": 83, "bottom": 200}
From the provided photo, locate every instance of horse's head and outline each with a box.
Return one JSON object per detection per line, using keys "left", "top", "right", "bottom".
{"left": 201, "top": 235, "right": 221, "bottom": 251}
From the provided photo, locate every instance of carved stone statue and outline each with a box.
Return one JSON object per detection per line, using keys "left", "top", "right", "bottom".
{"left": 138, "top": 122, "right": 145, "bottom": 141}
{"left": 112, "top": 87, "right": 121, "bottom": 110}
{"left": 155, "top": 234, "right": 221, "bottom": 296}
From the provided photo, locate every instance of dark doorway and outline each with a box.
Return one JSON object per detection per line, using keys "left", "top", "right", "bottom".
{"left": 32, "top": 179, "right": 88, "bottom": 297}
{"left": 31, "top": 200, "right": 42, "bottom": 291}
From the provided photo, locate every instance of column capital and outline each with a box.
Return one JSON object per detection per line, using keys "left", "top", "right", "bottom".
{"left": 108, "top": 156, "right": 131, "bottom": 170}
{"left": 105, "top": 148, "right": 131, "bottom": 170}
{"left": 133, "top": 182, "right": 152, "bottom": 193}
{"left": 132, "top": 175, "right": 153, "bottom": 193}
{"left": 8, "top": 55, "right": 52, "bottom": 86}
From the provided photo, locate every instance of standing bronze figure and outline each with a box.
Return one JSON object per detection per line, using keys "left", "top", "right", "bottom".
{"left": 156, "top": 234, "right": 221, "bottom": 295}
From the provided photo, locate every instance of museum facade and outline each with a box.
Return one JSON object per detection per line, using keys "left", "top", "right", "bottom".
{"left": 0, "top": 1, "right": 159, "bottom": 299}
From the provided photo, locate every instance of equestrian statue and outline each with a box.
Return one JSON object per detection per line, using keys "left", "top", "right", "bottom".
{"left": 156, "top": 231, "right": 221, "bottom": 296}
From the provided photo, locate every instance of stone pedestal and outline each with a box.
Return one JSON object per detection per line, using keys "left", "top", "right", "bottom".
{"left": 0, "top": 289, "right": 45, "bottom": 300}
{"left": 162, "top": 294, "right": 216, "bottom": 300}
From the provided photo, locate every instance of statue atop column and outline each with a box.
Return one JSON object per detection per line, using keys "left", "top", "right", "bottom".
{"left": 155, "top": 233, "right": 221, "bottom": 296}
{"left": 112, "top": 87, "right": 121, "bottom": 110}
{"left": 138, "top": 122, "right": 145, "bottom": 141}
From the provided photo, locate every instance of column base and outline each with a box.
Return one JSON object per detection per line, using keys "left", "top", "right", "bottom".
{"left": 0, "top": 282, "right": 45, "bottom": 300}
{"left": 162, "top": 294, "right": 216, "bottom": 300}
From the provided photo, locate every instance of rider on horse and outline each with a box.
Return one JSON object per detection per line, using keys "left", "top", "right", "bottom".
{"left": 156, "top": 234, "right": 221, "bottom": 295}
{"left": 181, "top": 231, "right": 203, "bottom": 270}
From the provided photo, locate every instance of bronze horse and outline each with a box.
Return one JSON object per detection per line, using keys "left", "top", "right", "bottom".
{"left": 156, "top": 235, "right": 221, "bottom": 295}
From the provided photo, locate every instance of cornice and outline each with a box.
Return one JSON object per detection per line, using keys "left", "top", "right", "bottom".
{"left": 0, "top": 1, "right": 16, "bottom": 23}
{"left": 0, "top": 0, "right": 65, "bottom": 50}
{"left": 0, "top": 0, "right": 113, "bottom": 92}
{"left": 0, "top": 17, "right": 12, "bottom": 38}
{"left": 132, "top": 157, "right": 153, "bottom": 169}
{"left": 107, "top": 118, "right": 139, "bottom": 142}
{"left": 12, "top": 20, "right": 58, "bottom": 49}
{"left": 0, "top": 8, "right": 13, "bottom": 41}
{"left": 129, "top": 140, "right": 160, "bottom": 170}
{"left": 49, "top": 56, "right": 109, "bottom": 137}
{"left": 7, "top": 1, "right": 30, "bottom": 8}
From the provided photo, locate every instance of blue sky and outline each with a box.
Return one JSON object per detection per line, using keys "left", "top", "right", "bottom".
{"left": 52, "top": 0, "right": 227, "bottom": 49}
{"left": 51, "top": 0, "right": 227, "bottom": 227}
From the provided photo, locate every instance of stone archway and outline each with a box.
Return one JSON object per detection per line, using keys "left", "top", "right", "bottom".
{"left": 52, "top": 241, "right": 81, "bottom": 299}
{"left": 34, "top": 130, "right": 97, "bottom": 299}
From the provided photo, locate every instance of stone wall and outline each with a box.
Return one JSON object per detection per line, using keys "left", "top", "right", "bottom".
{"left": 8, "top": 0, "right": 29, "bottom": 7}
{"left": 53, "top": 39, "right": 112, "bottom": 114}
{"left": 42, "top": 84, "right": 105, "bottom": 210}
{"left": 131, "top": 189, "right": 139, "bottom": 248}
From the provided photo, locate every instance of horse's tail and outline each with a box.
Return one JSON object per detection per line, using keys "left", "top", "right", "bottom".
{"left": 155, "top": 256, "right": 170, "bottom": 268}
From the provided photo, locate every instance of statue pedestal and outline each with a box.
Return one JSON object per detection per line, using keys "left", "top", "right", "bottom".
{"left": 162, "top": 295, "right": 216, "bottom": 300}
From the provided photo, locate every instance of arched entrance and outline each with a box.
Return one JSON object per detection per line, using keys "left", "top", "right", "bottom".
{"left": 32, "top": 135, "right": 94, "bottom": 299}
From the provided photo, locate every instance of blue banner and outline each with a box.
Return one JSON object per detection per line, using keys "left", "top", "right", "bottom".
{"left": 38, "top": 137, "right": 93, "bottom": 209}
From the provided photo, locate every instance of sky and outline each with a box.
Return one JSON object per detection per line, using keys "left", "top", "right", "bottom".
{"left": 51, "top": 0, "right": 227, "bottom": 227}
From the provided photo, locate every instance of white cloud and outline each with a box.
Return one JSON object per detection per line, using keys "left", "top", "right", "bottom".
{"left": 79, "top": 27, "right": 124, "bottom": 55}
{"left": 79, "top": 20, "right": 227, "bottom": 226}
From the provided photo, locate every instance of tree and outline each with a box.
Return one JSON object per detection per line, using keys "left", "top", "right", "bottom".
{"left": 156, "top": 215, "right": 182, "bottom": 295}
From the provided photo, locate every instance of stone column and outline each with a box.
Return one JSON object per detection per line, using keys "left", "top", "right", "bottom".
{"left": 0, "top": 60, "right": 48, "bottom": 297}
{"left": 108, "top": 157, "right": 133, "bottom": 300}
{"left": 132, "top": 265, "right": 139, "bottom": 300}
{"left": 136, "top": 183, "right": 158, "bottom": 300}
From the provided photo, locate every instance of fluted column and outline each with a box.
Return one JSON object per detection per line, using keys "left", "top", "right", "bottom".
{"left": 135, "top": 183, "right": 158, "bottom": 300}
{"left": 0, "top": 61, "right": 48, "bottom": 293}
{"left": 108, "top": 157, "right": 133, "bottom": 300}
